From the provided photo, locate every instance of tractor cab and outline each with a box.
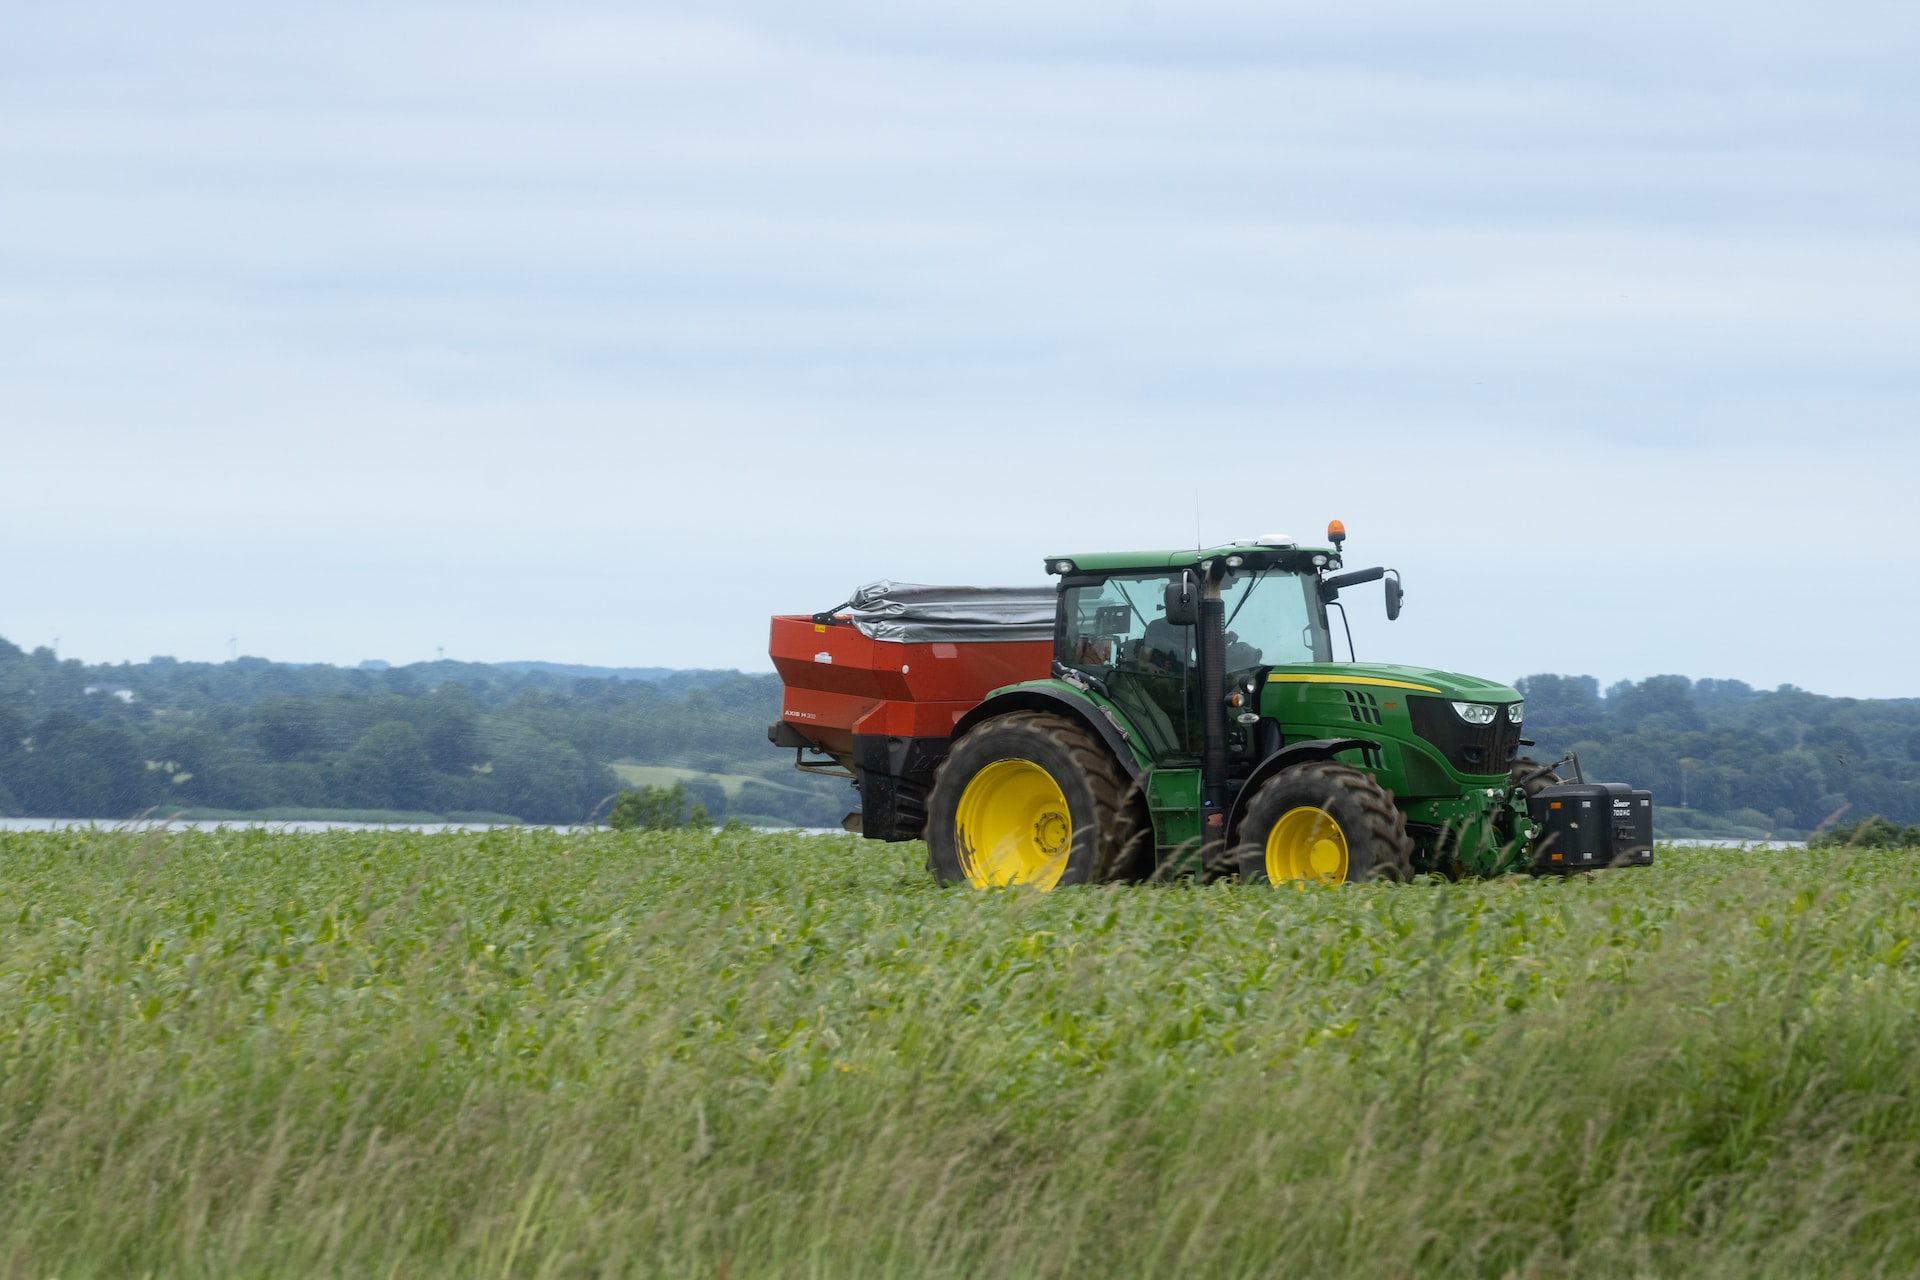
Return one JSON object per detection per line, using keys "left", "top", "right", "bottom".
{"left": 1051, "top": 541, "right": 1336, "bottom": 764}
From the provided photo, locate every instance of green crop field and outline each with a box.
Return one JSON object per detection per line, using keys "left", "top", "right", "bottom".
{"left": 3, "top": 830, "right": 1918, "bottom": 1278}
{"left": 607, "top": 762, "right": 813, "bottom": 802}
{"left": 610, "top": 762, "right": 760, "bottom": 796}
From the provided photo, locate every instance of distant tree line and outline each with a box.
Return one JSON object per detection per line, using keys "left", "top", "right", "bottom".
{"left": 5, "top": 631, "right": 1916, "bottom": 838}
{"left": 1517, "top": 674, "right": 1920, "bottom": 839}
{"left": 0, "top": 638, "right": 850, "bottom": 826}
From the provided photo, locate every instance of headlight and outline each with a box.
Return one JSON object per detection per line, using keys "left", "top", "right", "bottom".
{"left": 1452, "top": 701, "right": 1497, "bottom": 725}
{"left": 1507, "top": 703, "right": 1524, "bottom": 724}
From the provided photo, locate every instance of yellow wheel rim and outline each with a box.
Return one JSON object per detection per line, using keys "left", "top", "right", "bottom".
{"left": 954, "top": 759, "right": 1073, "bottom": 890}
{"left": 1265, "top": 806, "right": 1350, "bottom": 885}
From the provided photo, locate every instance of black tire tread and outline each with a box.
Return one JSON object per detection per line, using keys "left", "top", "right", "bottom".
{"left": 925, "top": 711, "right": 1133, "bottom": 888}
{"left": 1232, "top": 760, "right": 1415, "bottom": 884}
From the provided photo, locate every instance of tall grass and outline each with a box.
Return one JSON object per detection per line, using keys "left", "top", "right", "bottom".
{"left": 2, "top": 829, "right": 1918, "bottom": 1277}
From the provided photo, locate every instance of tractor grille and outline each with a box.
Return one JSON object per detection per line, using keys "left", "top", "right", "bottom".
{"left": 1407, "top": 695, "right": 1523, "bottom": 777}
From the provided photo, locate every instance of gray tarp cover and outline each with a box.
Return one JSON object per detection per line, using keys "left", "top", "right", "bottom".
{"left": 843, "top": 580, "right": 1056, "bottom": 644}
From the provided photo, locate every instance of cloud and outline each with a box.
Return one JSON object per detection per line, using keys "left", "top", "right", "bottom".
{"left": 2, "top": 0, "right": 1917, "bottom": 693}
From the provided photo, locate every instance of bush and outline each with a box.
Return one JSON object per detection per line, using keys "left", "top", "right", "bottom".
{"left": 1809, "top": 815, "right": 1920, "bottom": 849}
{"left": 606, "top": 783, "right": 710, "bottom": 831}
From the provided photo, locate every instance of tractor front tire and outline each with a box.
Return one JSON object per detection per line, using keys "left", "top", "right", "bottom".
{"left": 926, "top": 712, "right": 1130, "bottom": 891}
{"left": 1233, "top": 761, "right": 1415, "bottom": 885}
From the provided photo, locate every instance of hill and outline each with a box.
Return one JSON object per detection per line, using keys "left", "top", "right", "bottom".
{"left": 1517, "top": 674, "right": 1920, "bottom": 839}
{"left": 0, "top": 638, "right": 847, "bottom": 826}
{"left": 3, "top": 634, "right": 1917, "bottom": 837}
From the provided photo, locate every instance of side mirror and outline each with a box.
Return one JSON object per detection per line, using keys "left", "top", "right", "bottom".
{"left": 1163, "top": 572, "right": 1198, "bottom": 626}
{"left": 1385, "top": 571, "right": 1403, "bottom": 621}
{"left": 1319, "top": 564, "right": 1383, "bottom": 603}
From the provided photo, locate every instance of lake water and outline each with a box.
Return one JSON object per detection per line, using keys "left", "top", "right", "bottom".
{"left": 0, "top": 817, "right": 559, "bottom": 834}
{"left": 1663, "top": 838, "right": 1806, "bottom": 849}
{"left": 0, "top": 818, "right": 841, "bottom": 836}
{"left": 0, "top": 818, "right": 1797, "bottom": 847}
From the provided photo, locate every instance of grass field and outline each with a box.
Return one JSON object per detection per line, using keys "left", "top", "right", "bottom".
{"left": 3, "top": 830, "right": 1919, "bottom": 1277}
{"left": 608, "top": 763, "right": 765, "bottom": 798}
{"left": 608, "top": 762, "right": 820, "bottom": 803}
{"left": 607, "top": 762, "right": 830, "bottom": 827}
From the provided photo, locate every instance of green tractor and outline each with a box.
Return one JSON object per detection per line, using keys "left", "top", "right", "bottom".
{"left": 770, "top": 525, "right": 1652, "bottom": 886}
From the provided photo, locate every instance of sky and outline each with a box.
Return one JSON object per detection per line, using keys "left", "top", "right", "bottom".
{"left": 4, "top": 0, "right": 1918, "bottom": 695}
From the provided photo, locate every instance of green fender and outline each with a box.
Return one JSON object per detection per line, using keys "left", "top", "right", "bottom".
{"left": 950, "top": 683, "right": 1149, "bottom": 780}
{"left": 1224, "top": 738, "right": 1380, "bottom": 842}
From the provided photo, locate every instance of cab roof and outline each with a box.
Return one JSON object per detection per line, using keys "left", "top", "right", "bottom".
{"left": 1042, "top": 540, "right": 1340, "bottom": 577}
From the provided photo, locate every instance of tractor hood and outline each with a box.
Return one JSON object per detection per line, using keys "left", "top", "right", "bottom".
{"left": 1262, "top": 662, "right": 1521, "bottom": 704}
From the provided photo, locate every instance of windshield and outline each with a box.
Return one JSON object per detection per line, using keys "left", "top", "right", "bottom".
{"left": 1219, "top": 568, "right": 1331, "bottom": 671}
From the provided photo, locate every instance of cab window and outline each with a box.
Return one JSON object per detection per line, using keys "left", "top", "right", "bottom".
{"left": 1058, "top": 574, "right": 1194, "bottom": 760}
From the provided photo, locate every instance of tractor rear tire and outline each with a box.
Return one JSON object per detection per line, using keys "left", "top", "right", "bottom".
{"left": 1233, "top": 761, "right": 1415, "bottom": 885}
{"left": 926, "top": 711, "right": 1130, "bottom": 890}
